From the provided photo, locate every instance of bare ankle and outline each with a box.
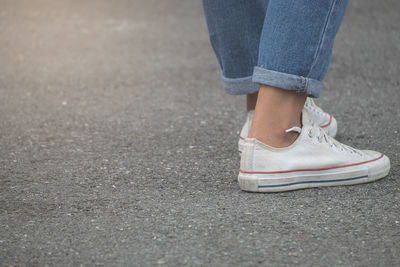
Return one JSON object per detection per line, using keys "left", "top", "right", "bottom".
{"left": 249, "top": 125, "right": 300, "bottom": 148}
{"left": 248, "top": 85, "right": 306, "bottom": 148}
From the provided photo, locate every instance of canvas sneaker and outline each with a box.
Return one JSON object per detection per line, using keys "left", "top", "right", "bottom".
{"left": 238, "top": 97, "right": 337, "bottom": 152}
{"left": 238, "top": 118, "right": 390, "bottom": 192}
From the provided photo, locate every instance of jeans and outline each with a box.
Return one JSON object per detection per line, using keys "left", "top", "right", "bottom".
{"left": 202, "top": 0, "right": 348, "bottom": 98}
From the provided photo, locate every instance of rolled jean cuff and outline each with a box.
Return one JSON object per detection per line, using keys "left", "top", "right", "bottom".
{"left": 252, "top": 66, "right": 323, "bottom": 98}
{"left": 221, "top": 72, "right": 260, "bottom": 95}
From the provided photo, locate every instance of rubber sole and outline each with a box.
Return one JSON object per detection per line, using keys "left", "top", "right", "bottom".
{"left": 238, "top": 155, "right": 390, "bottom": 192}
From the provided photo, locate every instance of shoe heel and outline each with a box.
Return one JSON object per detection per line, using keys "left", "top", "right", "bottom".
{"left": 238, "top": 173, "right": 259, "bottom": 192}
{"left": 238, "top": 139, "right": 244, "bottom": 153}
{"left": 239, "top": 139, "right": 257, "bottom": 191}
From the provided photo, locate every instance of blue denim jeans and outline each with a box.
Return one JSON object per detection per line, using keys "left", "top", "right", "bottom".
{"left": 202, "top": 0, "right": 348, "bottom": 98}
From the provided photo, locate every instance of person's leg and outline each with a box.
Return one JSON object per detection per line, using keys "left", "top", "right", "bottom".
{"left": 249, "top": 0, "right": 349, "bottom": 147}
{"left": 201, "top": 0, "right": 268, "bottom": 97}
{"left": 249, "top": 85, "right": 306, "bottom": 147}
{"left": 202, "top": 1, "right": 339, "bottom": 152}
{"left": 240, "top": 0, "right": 390, "bottom": 192}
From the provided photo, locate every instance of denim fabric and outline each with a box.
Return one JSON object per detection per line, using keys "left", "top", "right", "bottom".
{"left": 202, "top": 0, "right": 348, "bottom": 98}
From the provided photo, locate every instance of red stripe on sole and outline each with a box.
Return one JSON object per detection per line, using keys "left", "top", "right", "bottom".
{"left": 240, "top": 153, "right": 384, "bottom": 174}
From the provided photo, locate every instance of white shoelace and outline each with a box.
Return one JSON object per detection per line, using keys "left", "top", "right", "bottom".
{"left": 286, "top": 124, "right": 362, "bottom": 156}
{"left": 309, "top": 124, "right": 361, "bottom": 155}
{"left": 285, "top": 126, "right": 302, "bottom": 133}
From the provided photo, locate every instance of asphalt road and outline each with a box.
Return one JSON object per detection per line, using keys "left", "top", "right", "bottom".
{"left": 1, "top": 0, "right": 399, "bottom": 266}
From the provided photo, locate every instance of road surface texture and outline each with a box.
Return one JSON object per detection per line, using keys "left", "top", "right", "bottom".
{"left": 1, "top": 0, "right": 399, "bottom": 266}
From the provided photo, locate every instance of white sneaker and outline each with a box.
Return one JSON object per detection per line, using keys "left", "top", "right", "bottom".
{"left": 238, "top": 97, "right": 337, "bottom": 152}
{"left": 238, "top": 123, "right": 390, "bottom": 192}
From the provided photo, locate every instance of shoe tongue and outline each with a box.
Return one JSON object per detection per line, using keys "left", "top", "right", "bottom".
{"left": 305, "top": 97, "right": 311, "bottom": 106}
{"left": 301, "top": 110, "right": 311, "bottom": 125}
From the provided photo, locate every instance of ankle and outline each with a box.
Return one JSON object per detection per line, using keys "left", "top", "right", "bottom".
{"left": 249, "top": 125, "right": 300, "bottom": 148}
{"left": 248, "top": 85, "right": 306, "bottom": 148}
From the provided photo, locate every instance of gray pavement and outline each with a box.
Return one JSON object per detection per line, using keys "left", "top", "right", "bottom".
{"left": 1, "top": 0, "right": 399, "bottom": 266}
